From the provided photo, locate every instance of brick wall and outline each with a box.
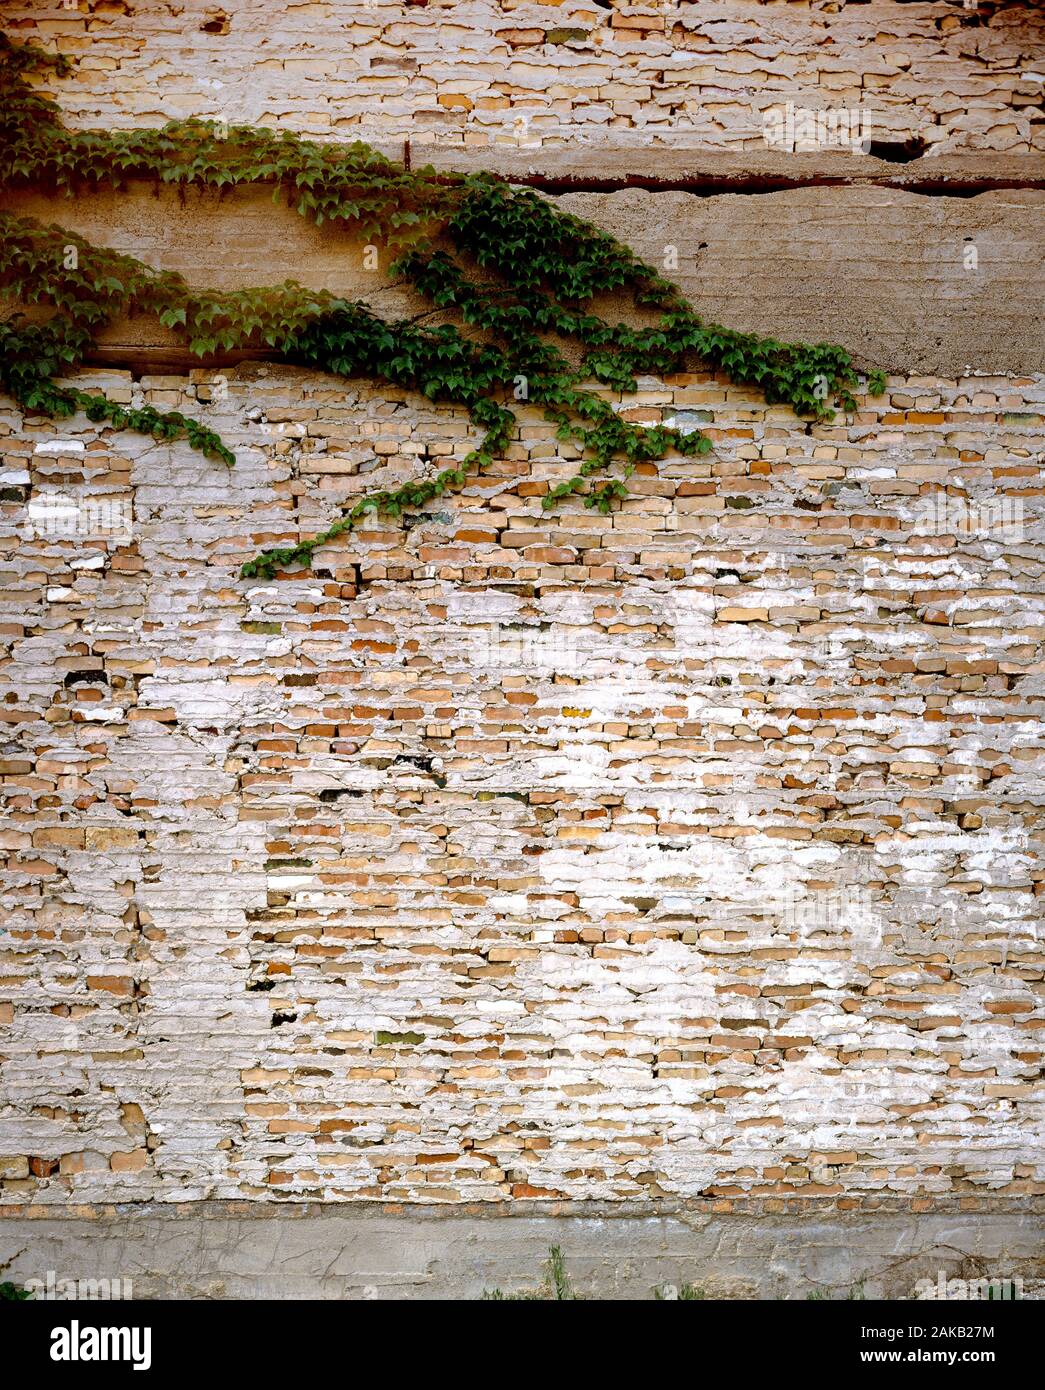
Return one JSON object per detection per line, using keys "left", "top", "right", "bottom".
{"left": 4, "top": 0, "right": 1043, "bottom": 153}
{"left": 1, "top": 364, "right": 1042, "bottom": 1204}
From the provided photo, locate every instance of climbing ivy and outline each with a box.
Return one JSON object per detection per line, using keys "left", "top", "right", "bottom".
{"left": 0, "top": 34, "right": 886, "bottom": 580}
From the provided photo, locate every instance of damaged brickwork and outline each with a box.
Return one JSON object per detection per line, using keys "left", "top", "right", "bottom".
{"left": 0, "top": 364, "right": 1042, "bottom": 1206}
{"left": 3, "top": 0, "right": 1042, "bottom": 154}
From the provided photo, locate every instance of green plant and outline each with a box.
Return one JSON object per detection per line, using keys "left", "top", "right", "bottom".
{"left": 546, "top": 1244, "right": 577, "bottom": 1301}
{"left": 654, "top": 1281, "right": 706, "bottom": 1299}
{"left": 805, "top": 1281, "right": 865, "bottom": 1301}
{"left": 481, "top": 1244, "right": 580, "bottom": 1300}
{"left": 0, "top": 33, "right": 887, "bottom": 581}
{"left": 0, "top": 1280, "right": 32, "bottom": 1300}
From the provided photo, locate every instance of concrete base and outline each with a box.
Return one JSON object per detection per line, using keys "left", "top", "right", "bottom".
{"left": 2, "top": 1203, "right": 1042, "bottom": 1300}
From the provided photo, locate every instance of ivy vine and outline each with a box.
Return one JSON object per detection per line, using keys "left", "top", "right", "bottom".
{"left": 0, "top": 34, "right": 886, "bottom": 580}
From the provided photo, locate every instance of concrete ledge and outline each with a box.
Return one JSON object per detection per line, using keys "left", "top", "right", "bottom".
{"left": 415, "top": 147, "right": 1045, "bottom": 194}
{"left": 4, "top": 179, "right": 1043, "bottom": 377}
{"left": 2, "top": 1202, "right": 1043, "bottom": 1300}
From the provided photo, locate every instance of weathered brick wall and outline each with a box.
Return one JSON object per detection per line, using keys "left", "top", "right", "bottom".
{"left": 1, "top": 364, "right": 1043, "bottom": 1204}
{"left": 1, "top": 0, "right": 1043, "bottom": 1232}
{"left": 4, "top": 0, "right": 1043, "bottom": 153}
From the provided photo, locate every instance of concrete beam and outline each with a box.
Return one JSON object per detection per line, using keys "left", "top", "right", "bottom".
{"left": 4, "top": 177, "right": 1042, "bottom": 379}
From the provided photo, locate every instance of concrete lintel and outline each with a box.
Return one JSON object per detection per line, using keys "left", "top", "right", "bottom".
{"left": 4, "top": 180, "right": 1044, "bottom": 378}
